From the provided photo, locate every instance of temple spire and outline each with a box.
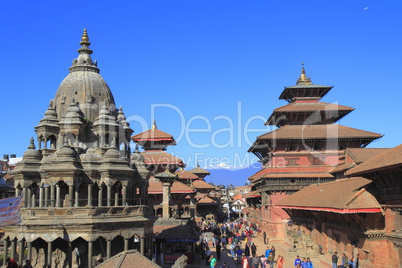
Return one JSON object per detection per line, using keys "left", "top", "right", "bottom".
{"left": 152, "top": 120, "right": 157, "bottom": 130}
{"left": 297, "top": 63, "right": 312, "bottom": 85}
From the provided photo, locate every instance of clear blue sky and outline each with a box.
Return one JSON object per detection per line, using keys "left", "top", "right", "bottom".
{"left": 1, "top": 1, "right": 401, "bottom": 170}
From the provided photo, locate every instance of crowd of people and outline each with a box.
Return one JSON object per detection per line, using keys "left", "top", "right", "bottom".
{"left": 331, "top": 250, "right": 360, "bottom": 268}
{"left": 198, "top": 218, "right": 286, "bottom": 268}
{"left": 197, "top": 216, "right": 364, "bottom": 268}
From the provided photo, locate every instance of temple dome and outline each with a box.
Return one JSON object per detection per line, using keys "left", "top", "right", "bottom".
{"left": 53, "top": 29, "right": 116, "bottom": 123}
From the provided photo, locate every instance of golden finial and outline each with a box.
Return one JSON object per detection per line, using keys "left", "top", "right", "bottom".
{"left": 297, "top": 62, "right": 312, "bottom": 85}
{"left": 152, "top": 119, "right": 157, "bottom": 130}
{"left": 80, "top": 29, "right": 91, "bottom": 46}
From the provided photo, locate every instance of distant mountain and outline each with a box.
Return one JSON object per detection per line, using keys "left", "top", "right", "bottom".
{"left": 204, "top": 164, "right": 261, "bottom": 187}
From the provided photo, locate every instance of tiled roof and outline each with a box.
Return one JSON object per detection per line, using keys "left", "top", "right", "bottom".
{"left": 174, "top": 169, "right": 199, "bottom": 180}
{"left": 346, "top": 148, "right": 390, "bottom": 165}
{"left": 188, "top": 166, "right": 210, "bottom": 176}
{"left": 192, "top": 179, "right": 215, "bottom": 190}
{"left": 154, "top": 223, "right": 199, "bottom": 241}
{"left": 97, "top": 250, "right": 160, "bottom": 268}
{"left": 250, "top": 166, "right": 333, "bottom": 182}
{"left": 329, "top": 162, "right": 355, "bottom": 174}
{"left": 257, "top": 124, "right": 382, "bottom": 140}
{"left": 141, "top": 150, "right": 183, "bottom": 165}
{"left": 243, "top": 190, "right": 261, "bottom": 199}
{"left": 132, "top": 128, "right": 175, "bottom": 141}
{"left": 148, "top": 179, "right": 195, "bottom": 194}
{"left": 346, "top": 144, "right": 402, "bottom": 176}
{"left": 273, "top": 102, "right": 354, "bottom": 112}
{"left": 197, "top": 196, "right": 218, "bottom": 204}
{"left": 276, "top": 177, "right": 381, "bottom": 213}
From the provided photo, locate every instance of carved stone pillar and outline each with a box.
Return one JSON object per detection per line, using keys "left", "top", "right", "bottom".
{"left": 32, "top": 191, "right": 36, "bottom": 208}
{"left": 75, "top": 185, "right": 79, "bottom": 207}
{"left": 88, "top": 184, "right": 93, "bottom": 207}
{"left": 19, "top": 239, "right": 24, "bottom": 266}
{"left": 124, "top": 238, "right": 129, "bottom": 251}
{"left": 3, "top": 238, "right": 8, "bottom": 265}
{"left": 15, "top": 187, "right": 21, "bottom": 197}
{"left": 69, "top": 185, "right": 74, "bottom": 207}
{"left": 122, "top": 185, "right": 127, "bottom": 206}
{"left": 47, "top": 241, "right": 52, "bottom": 268}
{"left": 50, "top": 185, "right": 55, "bottom": 207}
{"left": 67, "top": 242, "right": 73, "bottom": 268}
{"left": 39, "top": 186, "right": 44, "bottom": 207}
{"left": 22, "top": 187, "right": 27, "bottom": 208}
{"left": 27, "top": 241, "right": 32, "bottom": 265}
{"left": 27, "top": 188, "right": 32, "bottom": 208}
{"left": 44, "top": 186, "right": 49, "bottom": 207}
{"left": 106, "top": 240, "right": 112, "bottom": 259}
{"left": 114, "top": 191, "right": 119, "bottom": 207}
{"left": 10, "top": 239, "right": 16, "bottom": 260}
{"left": 56, "top": 184, "right": 61, "bottom": 208}
{"left": 98, "top": 186, "right": 103, "bottom": 207}
{"left": 107, "top": 185, "right": 112, "bottom": 207}
{"left": 88, "top": 240, "right": 93, "bottom": 268}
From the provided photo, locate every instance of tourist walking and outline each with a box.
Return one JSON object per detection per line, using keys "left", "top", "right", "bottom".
{"left": 251, "top": 242, "right": 257, "bottom": 256}
{"left": 251, "top": 254, "right": 261, "bottom": 268}
{"left": 332, "top": 252, "right": 339, "bottom": 268}
{"left": 305, "top": 258, "right": 313, "bottom": 268}
{"left": 270, "top": 246, "right": 276, "bottom": 257}
{"left": 264, "top": 246, "right": 271, "bottom": 258}
{"left": 341, "top": 253, "right": 348, "bottom": 268}
{"left": 236, "top": 246, "right": 243, "bottom": 264}
{"left": 267, "top": 252, "right": 275, "bottom": 268}
{"left": 242, "top": 255, "right": 249, "bottom": 268}
{"left": 294, "top": 255, "right": 301, "bottom": 267}
{"left": 263, "top": 231, "right": 267, "bottom": 244}
{"left": 276, "top": 255, "right": 285, "bottom": 268}
{"left": 260, "top": 254, "right": 267, "bottom": 268}
{"left": 209, "top": 254, "right": 217, "bottom": 268}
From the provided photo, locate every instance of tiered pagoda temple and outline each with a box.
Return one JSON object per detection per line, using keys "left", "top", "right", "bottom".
{"left": 3, "top": 30, "right": 154, "bottom": 267}
{"left": 131, "top": 122, "right": 196, "bottom": 219}
{"left": 246, "top": 64, "right": 383, "bottom": 239}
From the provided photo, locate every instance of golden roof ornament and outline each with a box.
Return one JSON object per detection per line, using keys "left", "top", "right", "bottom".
{"left": 80, "top": 29, "right": 91, "bottom": 46}
{"left": 296, "top": 62, "right": 312, "bottom": 85}
{"left": 152, "top": 119, "right": 157, "bottom": 130}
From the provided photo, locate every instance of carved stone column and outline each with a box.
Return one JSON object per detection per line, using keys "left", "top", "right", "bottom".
{"left": 39, "top": 186, "right": 44, "bottom": 207}
{"left": 122, "top": 185, "right": 127, "bottom": 206}
{"left": 22, "top": 187, "right": 27, "bottom": 208}
{"left": 50, "top": 185, "right": 55, "bottom": 207}
{"left": 10, "top": 239, "right": 16, "bottom": 260}
{"left": 88, "top": 240, "right": 93, "bottom": 268}
{"left": 88, "top": 184, "right": 93, "bottom": 207}
{"left": 27, "top": 241, "right": 32, "bottom": 265}
{"left": 114, "top": 191, "right": 119, "bottom": 206}
{"left": 3, "top": 238, "right": 8, "bottom": 264}
{"left": 75, "top": 185, "right": 79, "bottom": 207}
{"left": 47, "top": 241, "right": 52, "bottom": 268}
{"left": 124, "top": 238, "right": 129, "bottom": 251}
{"left": 19, "top": 239, "right": 24, "bottom": 266}
{"left": 56, "top": 184, "right": 61, "bottom": 208}
{"left": 27, "top": 188, "right": 32, "bottom": 208}
{"left": 107, "top": 185, "right": 112, "bottom": 207}
{"left": 106, "top": 240, "right": 112, "bottom": 259}
{"left": 98, "top": 186, "right": 103, "bottom": 207}
{"left": 69, "top": 185, "right": 74, "bottom": 207}
{"left": 44, "top": 185, "right": 49, "bottom": 207}
{"left": 15, "top": 187, "right": 21, "bottom": 197}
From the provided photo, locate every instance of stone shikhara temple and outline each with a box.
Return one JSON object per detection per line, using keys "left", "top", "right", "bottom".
{"left": 3, "top": 30, "right": 154, "bottom": 267}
